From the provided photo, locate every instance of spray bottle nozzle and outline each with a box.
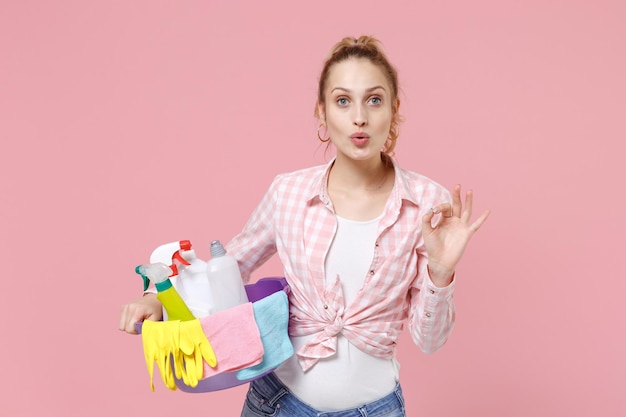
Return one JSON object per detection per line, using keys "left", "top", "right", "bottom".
{"left": 137, "top": 240, "right": 193, "bottom": 292}
{"left": 135, "top": 263, "right": 177, "bottom": 291}
{"left": 135, "top": 265, "right": 151, "bottom": 291}
{"left": 171, "top": 240, "right": 193, "bottom": 267}
{"left": 172, "top": 250, "right": 191, "bottom": 266}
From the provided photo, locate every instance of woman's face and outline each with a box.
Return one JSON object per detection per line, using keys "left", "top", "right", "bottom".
{"left": 319, "top": 58, "right": 396, "bottom": 163}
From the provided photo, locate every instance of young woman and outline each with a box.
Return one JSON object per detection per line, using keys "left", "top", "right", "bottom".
{"left": 120, "top": 36, "right": 489, "bottom": 416}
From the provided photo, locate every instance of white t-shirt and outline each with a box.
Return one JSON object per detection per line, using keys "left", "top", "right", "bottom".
{"left": 274, "top": 214, "right": 399, "bottom": 411}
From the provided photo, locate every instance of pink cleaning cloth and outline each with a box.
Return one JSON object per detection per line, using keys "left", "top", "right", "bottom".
{"left": 199, "top": 302, "right": 264, "bottom": 378}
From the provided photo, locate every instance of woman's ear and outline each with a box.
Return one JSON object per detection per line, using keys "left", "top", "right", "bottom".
{"left": 393, "top": 98, "right": 400, "bottom": 114}
{"left": 316, "top": 102, "right": 326, "bottom": 125}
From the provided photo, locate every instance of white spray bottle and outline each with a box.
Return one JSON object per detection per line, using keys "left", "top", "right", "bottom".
{"left": 176, "top": 247, "right": 211, "bottom": 318}
{"left": 148, "top": 240, "right": 193, "bottom": 320}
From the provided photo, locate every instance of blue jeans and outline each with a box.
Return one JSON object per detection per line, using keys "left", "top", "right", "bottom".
{"left": 240, "top": 372, "right": 406, "bottom": 417}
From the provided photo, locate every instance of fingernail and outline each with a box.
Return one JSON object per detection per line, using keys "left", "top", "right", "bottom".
{"left": 431, "top": 207, "right": 439, "bottom": 214}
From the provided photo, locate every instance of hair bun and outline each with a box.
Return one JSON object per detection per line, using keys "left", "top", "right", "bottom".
{"left": 353, "top": 35, "right": 377, "bottom": 47}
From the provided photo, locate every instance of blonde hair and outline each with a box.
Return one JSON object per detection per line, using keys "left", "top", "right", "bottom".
{"left": 316, "top": 35, "right": 403, "bottom": 156}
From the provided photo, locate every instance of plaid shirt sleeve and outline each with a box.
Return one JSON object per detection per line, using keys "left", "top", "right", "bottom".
{"left": 407, "top": 186, "right": 456, "bottom": 353}
{"left": 224, "top": 177, "right": 278, "bottom": 283}
{"left": 407, "top": 273, "right": 456, "bottom": 354}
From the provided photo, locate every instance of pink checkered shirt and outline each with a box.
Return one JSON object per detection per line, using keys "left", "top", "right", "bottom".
{"left": 226, "top": 157, "right": 456, "bottom": 372}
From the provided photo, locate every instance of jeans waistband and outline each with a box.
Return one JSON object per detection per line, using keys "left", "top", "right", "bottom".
{"left": 249, "top": 372, "right": 405, "bottom": 416}
{"left": 249, "top": 372, "right": 291, "bottom": 406}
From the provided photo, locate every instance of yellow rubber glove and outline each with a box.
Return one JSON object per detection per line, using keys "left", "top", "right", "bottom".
{"left": 141, "top": 320, "right": 180, "bottom": 391}
{"left": 177, "top": 319, "right": 218, "bottom": 387}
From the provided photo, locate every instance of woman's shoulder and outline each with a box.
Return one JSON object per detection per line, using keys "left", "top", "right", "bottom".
{"left": 263, "top": 163, "right": 328, "bottom": 198}
{"left": 272, "top": 163, "right": 328, "bottom": 185}
{"left": 398, "top": 166, "right": 446, "bottom": 188}
{"left": 394, "top": 163, "right": 451, "bottom": 202}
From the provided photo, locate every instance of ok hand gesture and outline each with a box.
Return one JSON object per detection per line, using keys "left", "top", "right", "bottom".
{"left": 421, "top": 185, "right": 490, "bottom": 287}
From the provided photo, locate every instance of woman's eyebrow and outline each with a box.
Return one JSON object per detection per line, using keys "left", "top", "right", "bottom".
{"left": 330, "top": 85, "right": 387, "bottom": 94}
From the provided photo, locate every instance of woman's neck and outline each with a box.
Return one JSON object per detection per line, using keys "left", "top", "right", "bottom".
{"left": 326, "top": 153, "right": 395, "bottom": 221}
{"left": 328, "top": 153, "right": 393, "bottom": 192}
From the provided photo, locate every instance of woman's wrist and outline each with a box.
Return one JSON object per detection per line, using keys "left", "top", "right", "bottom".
{"left": 427, "top": 264, "right": 455, "bottom": 287}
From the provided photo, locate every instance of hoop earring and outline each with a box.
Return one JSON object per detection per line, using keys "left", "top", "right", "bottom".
{"left": 317, "top": 124, "right": 330, "bottom": 143}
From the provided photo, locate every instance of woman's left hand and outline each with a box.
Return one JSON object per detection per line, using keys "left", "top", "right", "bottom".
{"left": 421, "top": 184, "right": 490, "bottom": 287}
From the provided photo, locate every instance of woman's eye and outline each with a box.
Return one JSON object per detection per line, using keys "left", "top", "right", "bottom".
{"left": 337, "top": 97, "right": 349, "bottom": 106}
{"left": 369, "top": 96, "right": 382, "bottom": 105}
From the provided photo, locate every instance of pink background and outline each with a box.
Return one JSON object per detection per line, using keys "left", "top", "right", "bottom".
{"left": 1, "top": 1, "right": 624, "bottom": 416}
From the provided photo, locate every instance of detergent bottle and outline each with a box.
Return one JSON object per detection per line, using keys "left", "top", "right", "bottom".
{"left": 205, "top": 240, "right": 249, "bottom": 314}
{"left": 135, "top": 262, "right": 195, "bottom": 321}
{"left": 146, "top": 240, "right": 214, "bottom": 319}
{"left": 176, "top": 248, "right": 212, "bottom": 318}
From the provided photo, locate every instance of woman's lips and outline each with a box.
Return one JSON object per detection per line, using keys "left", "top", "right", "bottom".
{"left": 351, "top": 132, "right": 370, "bottom": 146}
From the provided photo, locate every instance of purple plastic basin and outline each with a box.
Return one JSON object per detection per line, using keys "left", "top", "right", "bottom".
{"left": 135, "top": 277, "right": 289, "bottom": 392}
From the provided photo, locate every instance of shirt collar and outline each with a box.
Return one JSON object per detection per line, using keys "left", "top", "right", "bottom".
{"left": 305, "top": 158, "right": 335, "bottom": 205}
{"left": 392, "top": 159, "right": 421, "bottom": 207}
{"left": 306, "top": 155, "right": 421, "bottom": 208}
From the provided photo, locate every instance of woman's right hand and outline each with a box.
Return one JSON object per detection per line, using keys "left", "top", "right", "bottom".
{"left": 118, "top": 293, "right": 163, "bottom": 334}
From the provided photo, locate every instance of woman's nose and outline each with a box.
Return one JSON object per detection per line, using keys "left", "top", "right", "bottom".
{"left": 353, "top": 106, "right": 367, "bottom": 127}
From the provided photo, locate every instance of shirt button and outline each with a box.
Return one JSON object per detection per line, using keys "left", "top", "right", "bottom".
{"left": 375, "top": 242, "right": 379, "bottom": 247}
{"left": 369, "top": 270, "right": 375, "bottom": 275}
{"left": 324, "top": 304, "right": 328, "bottom": 309}
{"left": 425, "top": 312, "right": 432, "bottom": 318}
{"left": 429, "top": 289, "right": 435, "bottom": 294}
